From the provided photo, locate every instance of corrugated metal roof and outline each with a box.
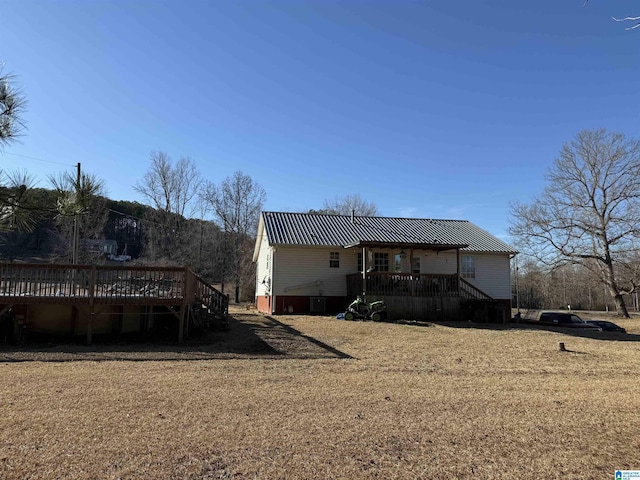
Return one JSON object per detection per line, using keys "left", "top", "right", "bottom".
{"left": 260, "top": 212, "right": 517, "bottom": 254}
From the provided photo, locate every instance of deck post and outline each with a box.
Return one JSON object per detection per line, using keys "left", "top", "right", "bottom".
{"left": 86, "top": 265, "right": 97, "bottom": 345}
{"left": 179, "top": 307, "right": 185, "bottom": 344}
{"left": 86, "top": 313, "right": 93, "bottom": 345}
{"left": 180, "top": 269, "right": 195, "bottom": 343}
{"left": 361, "top": 246, "right": 367, "bottom": 301}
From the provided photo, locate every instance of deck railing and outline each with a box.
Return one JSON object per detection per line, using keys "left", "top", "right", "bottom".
{"left": 0, "top": 263, "right": 223, "bottom": 307}
{"left": 191, "top": 271, "right": 229, "bottom": 317}
{"left": 0, "top": 263, "right": 229, "bottom": 343}
{"left": 347, "top": 272, "right": 494, "bottom": 301}
{"left": 459, "top": 277, "right": 494, "bottom": 301}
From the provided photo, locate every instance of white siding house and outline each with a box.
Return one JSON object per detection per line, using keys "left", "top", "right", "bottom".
{"left": 253, "top": 212, "right": 517, "bottom": 321}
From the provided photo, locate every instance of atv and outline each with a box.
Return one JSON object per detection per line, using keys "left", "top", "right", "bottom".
{"left": 344, "top": 296, "right": 388, "bottom": 322}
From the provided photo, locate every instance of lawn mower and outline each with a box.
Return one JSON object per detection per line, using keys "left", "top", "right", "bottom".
{"left": 343, "top": 296, "right": 388, "bottom": 322}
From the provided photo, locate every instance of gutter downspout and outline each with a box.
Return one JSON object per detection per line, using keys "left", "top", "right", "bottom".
{"left": 510, "top": 253, "right": 519, "bottom": 314}
{"left": 271, "top": 247, "right": 277, "bottom": 314}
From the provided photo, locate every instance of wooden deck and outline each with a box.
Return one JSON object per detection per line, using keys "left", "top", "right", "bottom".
{"left": 346, "top": 272, "right": 494, "bottom": 301}
{"left": 346, "top": 272, "right": 504, "bottom": 322}
{"left": 0, "top": 263, "right": 228, "bottom": 344}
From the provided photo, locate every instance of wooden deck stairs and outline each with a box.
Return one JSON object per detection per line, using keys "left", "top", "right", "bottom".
{"left": 189, "top": 272, "right": 229, "bottom": 331}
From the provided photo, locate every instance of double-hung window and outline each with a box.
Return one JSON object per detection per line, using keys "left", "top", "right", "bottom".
{"left": 461, "top": 255, "right": 475, "bottom": 279}
{"left": 374, "top": 252, "right": 389, "bottom": 272}
{"left": 412, "top": 257, "right": 421, "bottom": 275}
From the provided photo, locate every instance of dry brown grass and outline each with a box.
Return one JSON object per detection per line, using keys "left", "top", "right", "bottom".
{"left": 2, "top": 307, "right": 640, "bottom": 479}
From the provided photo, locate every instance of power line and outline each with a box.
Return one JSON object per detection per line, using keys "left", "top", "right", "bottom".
{"left": 1, "top": 151, "right": 76, "bottom": 168}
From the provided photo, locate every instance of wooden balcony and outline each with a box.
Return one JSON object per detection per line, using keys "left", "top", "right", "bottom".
{"left": 0, "top": 263, "right": 228, "bottom": 343}
{"left": 0, "top": 263, "right": 187, "bottom": 305}
{"left": 346, "top": 272, "right": 494, "bottom": 302}
{"left": 346, "top": 272, "right": 499, "bottom": 322}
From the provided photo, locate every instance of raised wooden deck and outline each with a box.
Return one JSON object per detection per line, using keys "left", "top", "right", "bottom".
{"left": 346, "top": 273, "right": 494, "bottom": 301}
{"left": 346, "top": 272, "right": 503, "bottom": 322}
{"left": 0, "top": 263, "right": 228, "bottom": 344}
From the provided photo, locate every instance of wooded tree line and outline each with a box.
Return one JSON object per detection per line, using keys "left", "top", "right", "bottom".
{"left": 513, "top": 259, "right": 640, "bottom": 313}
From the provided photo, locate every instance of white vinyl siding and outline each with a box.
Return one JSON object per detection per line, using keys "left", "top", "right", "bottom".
{"left": 254, "top": 232, "right": 272, "bottom": 297}
{"left": 272, "top": 246, "right": 358, "bottom": 297}
{"left": 409, "top": 250, "right": 511, "bottom": 300}
{"left": 263, "top": 244, "right": 511, "bottom": 301}
{"left": 419, "top": 251, "right": 458, "bottom": 275}
{"left": 461, "top": 253, "right": 511, "bottom": 300}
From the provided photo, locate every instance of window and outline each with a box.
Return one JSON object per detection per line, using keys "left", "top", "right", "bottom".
{"left": 330, "top": 251, "right": 340, "bottom": 268}
{"left": 357, "top": 253, "right": 363, "bottom": 272}
{"left": 412, "top": 257, "right": 421, "bottom": 275}
{"left": 374, "top": 252, "right": 389, "bottom": 272}
{"left": 461, "top": 255, "right": 475, "bottom": 279}
{"left": 394, "top": 254, "right": 403, "bottom": 272}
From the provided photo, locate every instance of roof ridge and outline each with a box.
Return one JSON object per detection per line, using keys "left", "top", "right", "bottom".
{"left": 263, "top": 211, "right": 470, "bottom": 223}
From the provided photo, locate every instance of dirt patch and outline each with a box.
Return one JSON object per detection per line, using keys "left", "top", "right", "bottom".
{"left": 0, "top": 307, "right": 349, "bottom": 362}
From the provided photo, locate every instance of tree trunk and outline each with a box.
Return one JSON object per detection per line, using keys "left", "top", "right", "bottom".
{"left": 614, "top": 293, "right": 630, "bottom": 318}
{"left": 603, "top": 257, "right": 631, "bottom": 318}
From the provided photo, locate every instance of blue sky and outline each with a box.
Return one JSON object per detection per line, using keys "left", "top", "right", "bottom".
{"left": 0, "top": 0, "right": 638, "bottom": 241}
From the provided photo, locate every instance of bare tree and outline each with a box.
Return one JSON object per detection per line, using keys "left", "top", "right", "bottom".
{"left": 583, "top": 1, "right": 640, "bottom": 30}
{"left": 202, "top": 171, "right": 266, "bottom": 302}
{"left": 135, "top": 152, "right": 201, "bottom": 218}
{"left": 134, "top": 151, "right": 202, "bottom": 261}
{"left": 317, "top": 194, "right": 379, "bottom": 216}
{"left": 510, "top": 129, "right": 640, "bottom": 317}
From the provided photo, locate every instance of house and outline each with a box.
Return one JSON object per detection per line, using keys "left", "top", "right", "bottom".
{"left": 81, "top": 238, "right": 118, "bottom": 256}
{"left": 253, "top": 211, "right": 518, "bottom": 322}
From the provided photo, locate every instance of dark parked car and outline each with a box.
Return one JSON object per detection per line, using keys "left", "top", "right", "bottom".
{"left": 584, "top": 320, "right": 626, "bottom": 333}
{"left": 538, "top": 312, "right": 603, "bottom": 331}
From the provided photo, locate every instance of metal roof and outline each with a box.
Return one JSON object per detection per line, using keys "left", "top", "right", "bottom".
{"left": 259, "top": 212, "right": 517, "bottom": 254}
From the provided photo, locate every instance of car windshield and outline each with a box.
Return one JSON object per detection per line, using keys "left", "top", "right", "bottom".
{"left": 569, "top": 315, "right": 585, "bottom": 323}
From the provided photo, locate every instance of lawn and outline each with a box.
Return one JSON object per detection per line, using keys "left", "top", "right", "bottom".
{"left": 1, "top": 307, "right": 639, "bottom": 479}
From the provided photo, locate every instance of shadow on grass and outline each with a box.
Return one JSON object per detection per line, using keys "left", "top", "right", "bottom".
{"left": 262, "top": 316, "right": 353, "bottom": 359}
{"left": 511, "top": 322, "right": 640, "bottom": 342}
{"left": 557, "top": 347, "right": 589, "bottom": 355}
{"left": 425, "top": 319, "right": 640, "bottom": 342}
{"left": 0, "top": 311, "right": 352, "bottom": 362}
